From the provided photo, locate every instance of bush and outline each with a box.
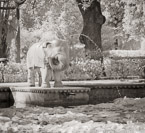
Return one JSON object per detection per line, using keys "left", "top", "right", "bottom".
{"left": 0, "top": 62, "right": 27, "bottom": 83}
{"left": 64, "top": 58, "right": 145, "bottom": 80}
{"left": 0, "top": 58, "right": 144, "bottom": 83}
{"left": 64, "top": 58, "right": 102, "bottom": 80}
{"left": 0, "top": 59, "right": 103, "bottom": 83}
{"left": 104, "top": 58, "right": 145, "bottom": 79}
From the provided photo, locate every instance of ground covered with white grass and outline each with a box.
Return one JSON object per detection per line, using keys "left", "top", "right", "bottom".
{"left": 1, "top": 97, "right": 145, "bottom": 133}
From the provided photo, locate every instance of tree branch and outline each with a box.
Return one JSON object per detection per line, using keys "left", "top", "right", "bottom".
{"left": 0, "top": 0, "right": 7, "bottom": 2}
{"left": 76, "top": 0, "right": 84, "bottom": 14}
{"left": 32, "top": 0, "right": 36, "bottom": 9}
{"left": 14, "top": 0, "right": 26, "bottom": 6}
{"left": 0, "top": 6, "right": 16, "bottom": 10}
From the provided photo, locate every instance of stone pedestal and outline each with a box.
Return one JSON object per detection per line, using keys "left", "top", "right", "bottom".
{"left": 10, "top": 87, "right": 90, "bottom": 108}
{"left": 0, "top": 87, "right": 14, "bottom": 108}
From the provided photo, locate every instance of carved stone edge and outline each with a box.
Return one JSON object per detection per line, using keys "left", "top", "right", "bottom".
{"left": 0, "top": 87, "right": 11, "bottom": 92}
{"left": 0, "top": 84, "right": 145, "bottom": 93}
{"left": 10, "top": 87, "right": 91, "bottom": 94}
{"left": 94, "top": 84, "right": 145, "bottom": 89}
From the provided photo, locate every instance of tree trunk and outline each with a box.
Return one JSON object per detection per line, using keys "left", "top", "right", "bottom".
{"left": 15, "top": 7, "right": 21, "bottom": 63}
{"left": 15, "top": 25, "right": 21, "bottom": 62}
{"left": 0, "top": 2, "right": 10, "bottom": 58}
{"left": 76, "top": 0, "right": 105, "bottom": 59}
{"left": 143, "top": 1, "right": 145, "bottom": 36}
{"left": 76, "top": 0, "right": 106, "bottom": 77}
{"left": 0, "top": 27, "right": 8, "bottom": 58}
{"left": 0, "top": 0, "right": 26, "bottom": 61}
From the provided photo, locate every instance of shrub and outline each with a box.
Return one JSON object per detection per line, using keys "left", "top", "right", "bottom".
{"left": 64, "top": 57, "right": 145, "bottom": 80}
{"left": 64, "top": 58, "right": 102, "bottom": 80}
{"left": 104, "top": 58, "right": 145, "bottom": 79}
{"left": 0, "top": 58, "right": 144, "bottom": 83}
{"left": 0, "top": 62, "right": 27, "bottom": 83}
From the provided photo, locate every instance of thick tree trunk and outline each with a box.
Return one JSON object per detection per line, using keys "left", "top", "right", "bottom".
{"left": 0, "top": 2, "right": 10, "bottom": 58}
{"left": 76, "top": 0, "right": 106, "bottom": 76}
{"left": 0, "top": 27, "right": 8, "bottom": 58}
{"left": 0, "top": 0, "right": 26, "bottom": 61}
{"left": 76, "top": 0, "right": 105, "bottom": 59}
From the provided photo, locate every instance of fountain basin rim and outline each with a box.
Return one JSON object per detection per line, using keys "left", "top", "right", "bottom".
{"left": 10, "top": 86, "right": 91, "bottom": 93}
